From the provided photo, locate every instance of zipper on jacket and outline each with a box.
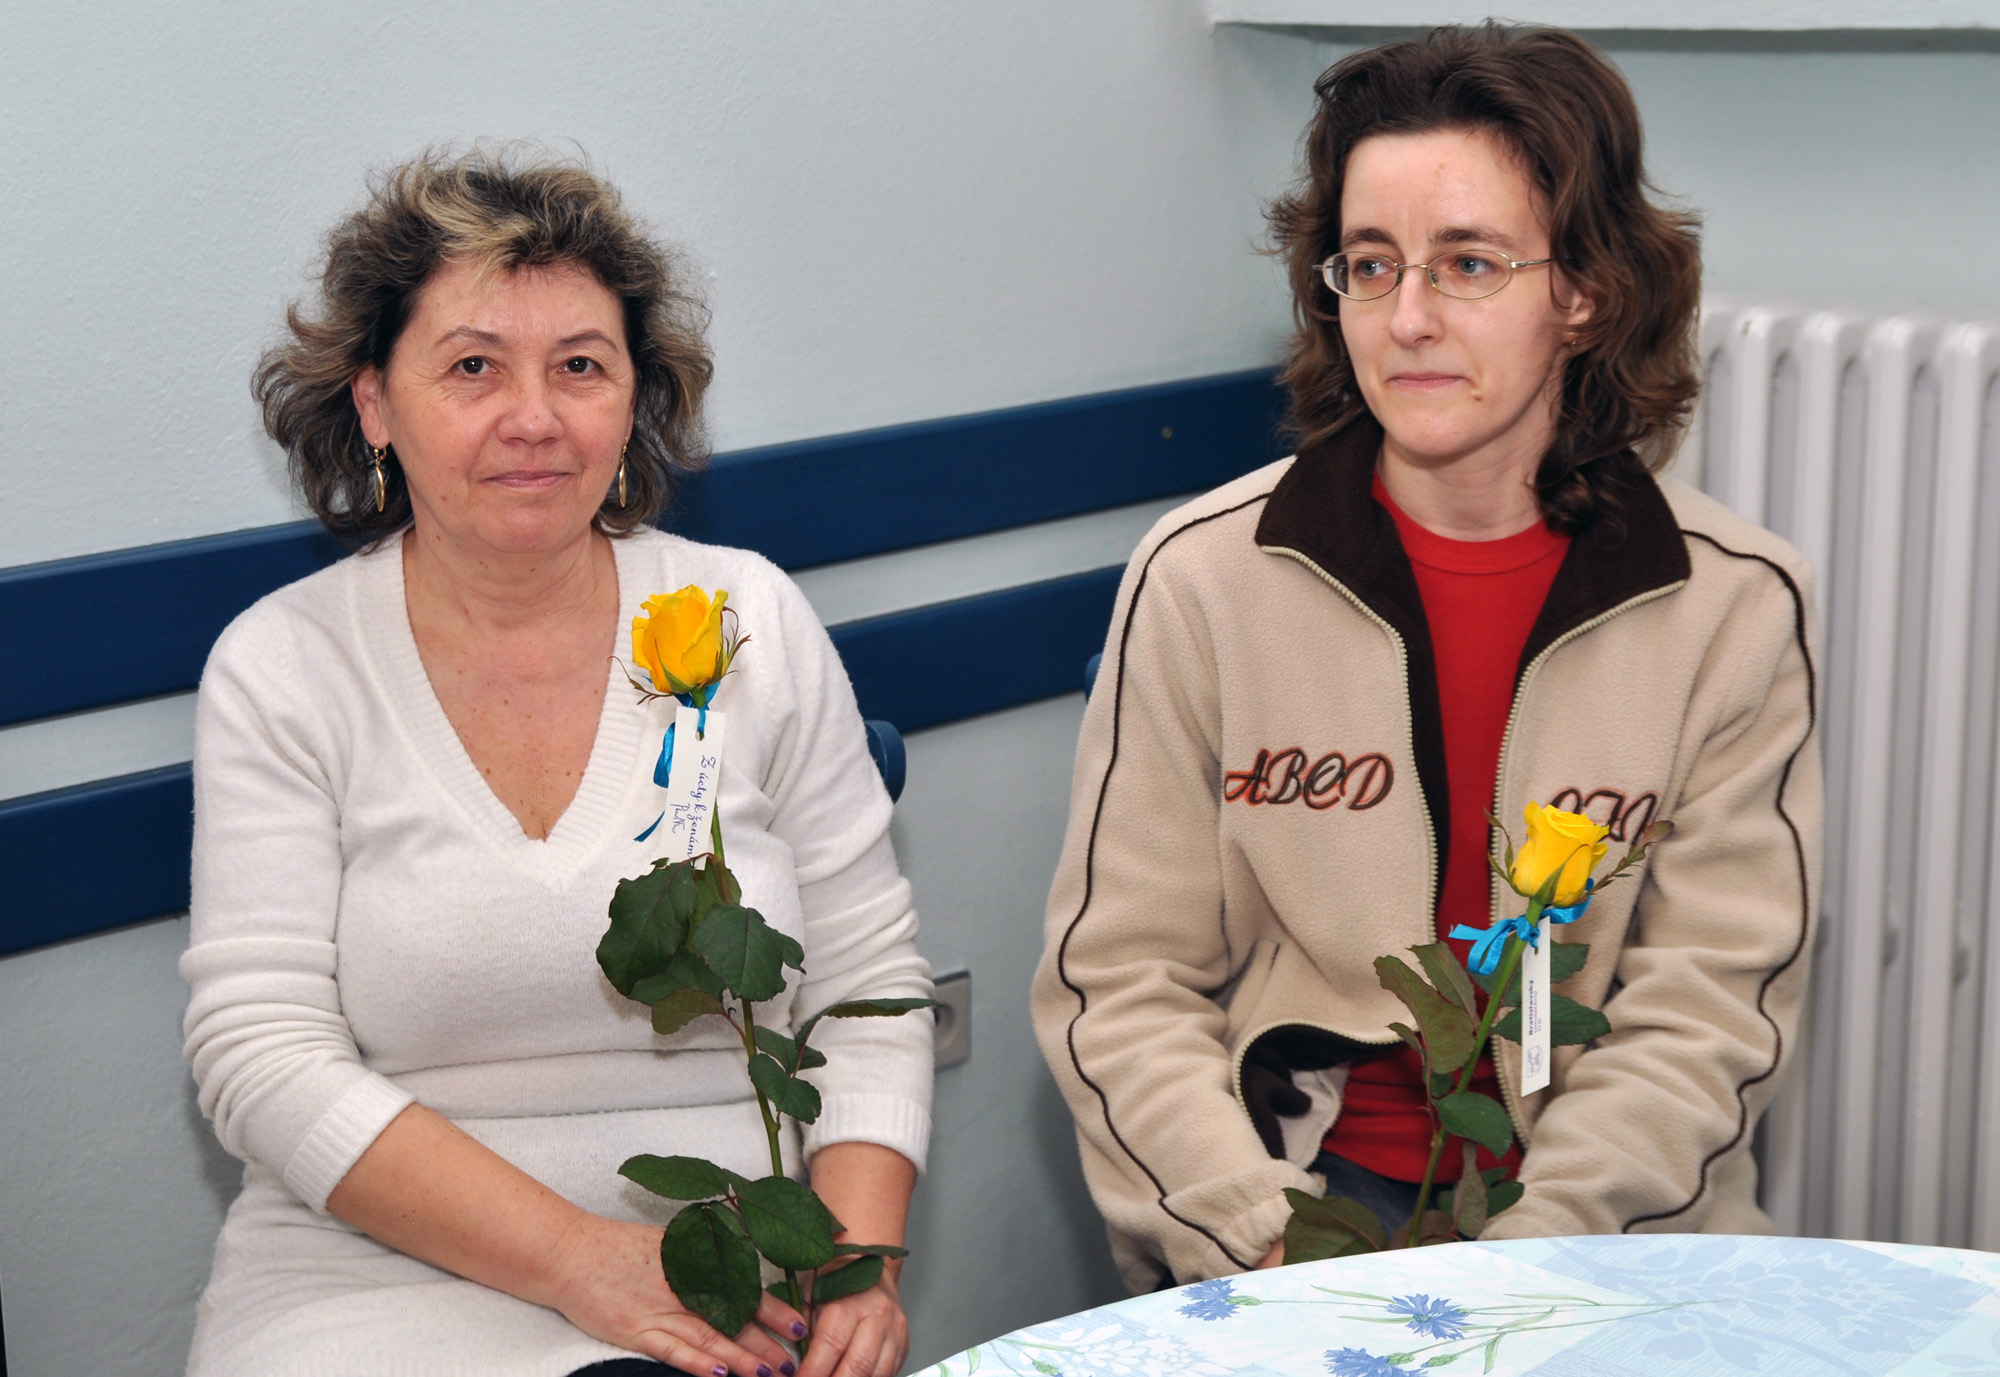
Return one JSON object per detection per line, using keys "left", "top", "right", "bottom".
{"left": 1229, "top": 1017, "right": 1398, "bottom": 1112}
{"left": 1262, "top": 546, "right": 1441, "bottom": 931}
{"left": 1487, "top": 580, "right": 1687, "bottom": 1144}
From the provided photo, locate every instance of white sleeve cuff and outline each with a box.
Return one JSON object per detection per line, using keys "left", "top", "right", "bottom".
{"left": 281, "top": 1074, "right": 418, "bottom": 1213}
{"left": 801, "top": 1092, "right": 933, "bottom": 1176}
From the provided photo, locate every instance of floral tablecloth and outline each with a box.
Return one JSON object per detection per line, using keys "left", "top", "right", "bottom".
{"left": 912, "top": 1234, "right": 2000, "bottom": 1376}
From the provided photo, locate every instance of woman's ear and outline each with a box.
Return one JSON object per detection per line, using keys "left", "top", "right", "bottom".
{"left": 1554, "top": 271, "right": 1596, "bottom": 338}
{"left": 351, "top": 366, "right": 388, "bottom": 447}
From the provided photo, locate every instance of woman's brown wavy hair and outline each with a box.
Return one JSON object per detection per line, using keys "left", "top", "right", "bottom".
{"left": 1268, "top": 24, "right": 1702, "bottom": 535}
{"left": 254, "top": 145, "right": 713, "bottom": 541}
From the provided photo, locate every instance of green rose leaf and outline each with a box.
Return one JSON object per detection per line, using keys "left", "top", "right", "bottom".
{"left": 1495, "top": 991, "right": 1608, "bottom": 1047}
{"left": 631, "top": 949, "right": 728, "bottom": 1006}
{"left": 1551, "top": 941, "right": 1590, "bottom": 985}
{"left": 1471, "top": 960, "right": 1520, "bottom": 1006}
{"left": 811, "top": 1253, "right": 885, "bottom": 1303}
{"left": 1428, "top": 1070, "right": 1455, "bottom": 1099}
{"left": 694, "top": 851, "right": 741, "bottom": 911}
{"left": 1412, "top": 942, "right": 1478, "bottom": 1016}
{"left": 1486, "top": 1180, "right": 1525, "bottom": 1215}
{"left": 797, "top": 996, "right": 939, "bottom": 1048}
{"left": 1550, "top": 993, "right": 1612, "bottom": 1046}
{"left": 1437, "top": 1090, "right": 1513, "bottom": 1157}
{"left": 748, "top": 1053, "right": 823, "bottom": 1124}
{"left": 829, "top": 1242, "right": 909, "bottom": 1259}
{"left": 822, "top": 996, "right": 939, "bottom": 1018}
{"left": 736, "top": 1175, "right": 839, "bottom": 1271}
{"left": 1451, "top": 1141, "right": 1489, "bottom": 1238}
{"left": 1474, "top": 940, "right": 1591, "bottom": 1007}
{"left": 618, "top": 1153, "right": 736, "bottom": 1201}
{"left": 754, "top": 1026, "right": 800, "bottom": 1071}
{"left": 754, "top": 1026, "right": 827, "bottom": 1074}
{"left": 1391, "top": 1209, "right": 1460, "bottom": 1249}
{"left": 598, "top": 862, "right": 698, "bottom": 997}
{"left": 1375, "top": 955, "right": 1475, "bottom": 1073}
{"left": 652, "top": 987, "right": 728, "bottom": 1036}
{"left": 1282, "top": 1186, "right": 1386, "bottom": 1262}
{"left": 691, "top": 903, "right": 803, "bottom": 1004}
{"left": 659, "top": 1201, "right": 762, "bottom": 1337}
{"left": 1419, "top": 1210, "right": 1459, "bottom": 1247}
{"left": 1388, "top": 1021, "right": 1425, "bottom": 1058}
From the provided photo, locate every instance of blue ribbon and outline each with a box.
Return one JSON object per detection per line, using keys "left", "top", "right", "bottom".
{"left": 1449, "top": 884, "right": 1595, "bottom": 976}
{"left": 637, "top": 690, "right": 714, "bottom": 842}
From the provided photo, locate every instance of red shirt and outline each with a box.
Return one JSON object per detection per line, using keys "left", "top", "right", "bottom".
{"left": 1319, "top": 476, "right": 1569, "bottom": 1182}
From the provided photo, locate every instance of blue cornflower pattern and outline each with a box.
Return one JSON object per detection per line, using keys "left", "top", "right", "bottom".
{"left": 1324, "top": 1349, "right": 1416, "bottom": 1377}
{"left": 1384, "top": 1293, "right": 1468, "bottom": 1339}
{"left": 1177, "top": 1278, "right": 1239, "bottom": 1321}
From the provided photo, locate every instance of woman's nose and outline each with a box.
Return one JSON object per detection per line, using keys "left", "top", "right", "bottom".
{"left": 498, "top": 372, "right": 562, "bottom": 442}
{"left": 1387, "top": 266, "right": 1441, "bottom": 348}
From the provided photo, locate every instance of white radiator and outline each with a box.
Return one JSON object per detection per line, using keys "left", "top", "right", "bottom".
{"left": 1679, "top": 298, "right": 2000, "bottom": 1248}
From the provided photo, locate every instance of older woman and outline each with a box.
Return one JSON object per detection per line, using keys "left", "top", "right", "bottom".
{"left": 182, "top": 150, "right": 932, "bottom": 1377}
{"left": 1034, "top": 25, "right": 1821, "bottom": 1287}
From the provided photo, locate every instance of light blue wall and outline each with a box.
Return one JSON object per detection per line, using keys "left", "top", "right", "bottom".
{"left": 1615, "top": 39, "right": 2000, "bottom": 318}
{"left": 3, "top": 8, "right": 1997, "bottom": 1376}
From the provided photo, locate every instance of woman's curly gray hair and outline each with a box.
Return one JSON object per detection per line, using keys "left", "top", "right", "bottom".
{"left": 254, "top": 146, "right": 713, "bottom": 540}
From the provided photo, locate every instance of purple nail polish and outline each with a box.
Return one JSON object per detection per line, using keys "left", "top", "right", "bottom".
{"left": 781, "top": 1364, "right": 797, "bottom": 1377}
{"left": 712, "top": 1367, "right": 727, "bottom": 1377}
{"left": 790, "top": 1321, "right": 808, "bottom": 1338}
{"left": 758, "top": 1367, "right": 773, "bottom": 1377}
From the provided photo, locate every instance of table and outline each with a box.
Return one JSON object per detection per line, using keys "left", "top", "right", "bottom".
{"left": 912, "top": 1234, "right": 2000, "bottom": 1376}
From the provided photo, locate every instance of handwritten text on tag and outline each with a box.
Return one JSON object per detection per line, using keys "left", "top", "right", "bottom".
{"left": 659, "top": 705, "right": 726, "bottom": 863}
{"left": 1520, "top": 914, "right": 1551, "bottom": 1096}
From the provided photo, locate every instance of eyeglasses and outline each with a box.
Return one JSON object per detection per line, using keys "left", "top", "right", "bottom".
{"left": 1319, "top": 250, "right": 1553, "bottom": 302}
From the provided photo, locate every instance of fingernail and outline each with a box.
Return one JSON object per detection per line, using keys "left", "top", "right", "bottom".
{"left": 758, "top": 1367, "right": 773, "bottom": 1377}
{"left": 712, "top": 1367, "right": 727, "bottom": 1377}
{"left": 790, "top": 1321, "right": 808, "bottom": 1338}
{"left": 781, "top": 1364, "right": 797, "bottom": 1377}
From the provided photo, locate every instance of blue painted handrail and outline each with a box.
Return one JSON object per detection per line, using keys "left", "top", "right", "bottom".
{"left": 0, "top": 369, "right": 1281, "bottom": 730}
{"left": 864, "top": 720, "right": 906, "bottom": 803}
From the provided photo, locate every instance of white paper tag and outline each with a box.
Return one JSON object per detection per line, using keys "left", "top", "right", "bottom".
{"left": 1520, "top": 916, "right": 1552, "bottom": 1097}
{"left": 658, "top": 704, "right": 726, "bottom": 863}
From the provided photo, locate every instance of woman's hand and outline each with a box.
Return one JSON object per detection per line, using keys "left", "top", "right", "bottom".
{"left": 796, "top": 1274, "right": 909, "bottom": 1377}
{"left": 543, "top": 1212, "right": 806, "bottom": 1377}
{"left": 798, "top": 1141, "right": 918, "bottom": 1377}
{"left": 1255, "top": 1240, "right": 1286, "bottom": 1270}
{"left": 326, "top": 1106, "right": 806, "bottom": 1377}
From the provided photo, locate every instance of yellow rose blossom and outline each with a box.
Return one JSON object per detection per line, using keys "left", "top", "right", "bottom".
{"left": 1509, "top": 801, "right": 1610, "bottom": 907}
{"left": 632, "top": 586, "right": 730, "bottom": 695}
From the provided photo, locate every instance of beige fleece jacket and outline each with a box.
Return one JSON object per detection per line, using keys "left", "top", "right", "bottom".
{"left": 1032, "top": 416, "right": 1821, "bottom": 1289}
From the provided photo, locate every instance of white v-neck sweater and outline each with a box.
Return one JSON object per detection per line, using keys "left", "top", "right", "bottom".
{"left": 180, "top": 528, "right": 933, "bottom": 1377}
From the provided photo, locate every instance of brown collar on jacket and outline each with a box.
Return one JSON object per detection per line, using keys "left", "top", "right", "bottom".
{"left": 1252, "top": 411, "right": 1692, "bottom": 906}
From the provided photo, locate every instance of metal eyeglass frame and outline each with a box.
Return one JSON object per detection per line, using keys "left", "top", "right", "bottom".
{"left": 1318, "top": 250, "right": 1554, "bottom": 302}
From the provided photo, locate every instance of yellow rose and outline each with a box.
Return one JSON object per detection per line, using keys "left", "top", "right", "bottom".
{"left": 633, "top": 586, "right": 729, "bottom": 695}
{"left": 1509, "top": 801, "right": 1610, "bottom": 907}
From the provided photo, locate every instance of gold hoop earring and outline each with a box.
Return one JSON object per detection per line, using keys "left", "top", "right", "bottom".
{"left": 371, "top": 446, "right": 387, "bottom": 513}
{"left": 617, "top": 442, "right": 629, "bottom": 507}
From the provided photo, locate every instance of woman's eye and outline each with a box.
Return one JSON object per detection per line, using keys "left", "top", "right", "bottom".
{"left": 1354, "top": 257, "right": 1393, "bottom": 278}
{"left": 455, "top": 357, "right": 490, "bottom": 376}
{"left": 562, "top": 357, "right": 596, "bottom": 375}
{"left": 1454, "top": 256, "right": 1497, "bottom": 277}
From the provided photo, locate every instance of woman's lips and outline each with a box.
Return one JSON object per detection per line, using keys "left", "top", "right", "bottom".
{"left": 1387, "top": 372, "right": 1464, "bottom": 393}
{"left": 488, "top": 469, "right": 571, "bottom": 490}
